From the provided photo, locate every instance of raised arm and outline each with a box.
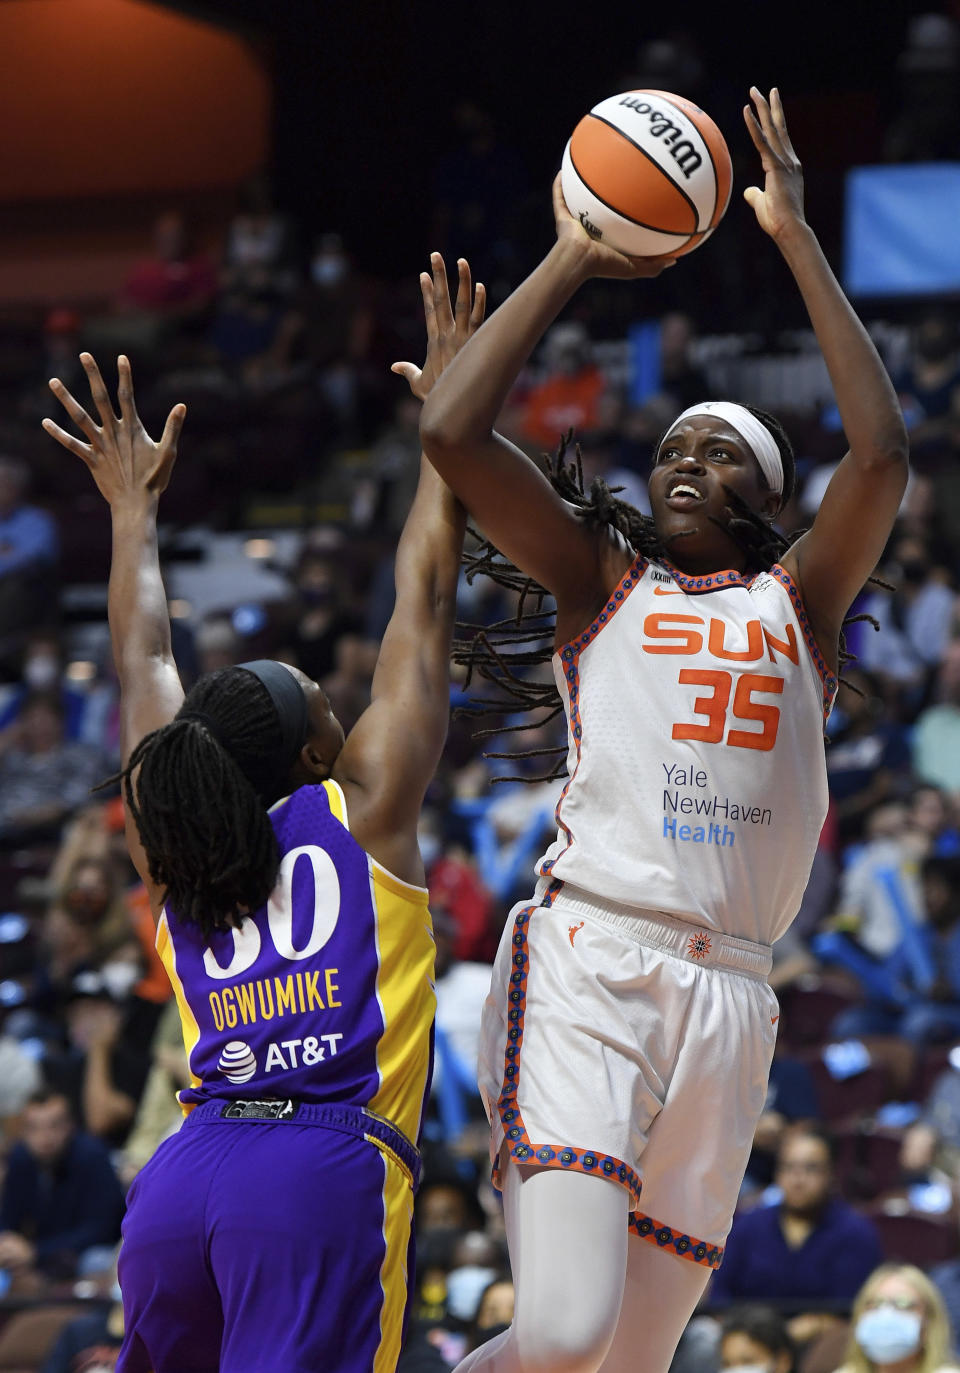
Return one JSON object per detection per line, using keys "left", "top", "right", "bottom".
{"left": 43, "top": 354, "right": 186, "bottom": 893}
{"left": 420, "top": 184, "right": 674, "bottom": 623}
{"left": 333, "top": 257, "right": 483, "bottom": 883}
{"left": 744, "top": 89, "right": 909, "bottom": 660}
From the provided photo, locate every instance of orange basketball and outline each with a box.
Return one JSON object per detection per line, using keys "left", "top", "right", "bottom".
{"left": 560, "top": 90, "right": 733, "bottom": 258}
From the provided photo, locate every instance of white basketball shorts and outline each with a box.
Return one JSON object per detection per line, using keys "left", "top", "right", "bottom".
{"left": 477, "top": 879, "right": 779, "bottom": 1271}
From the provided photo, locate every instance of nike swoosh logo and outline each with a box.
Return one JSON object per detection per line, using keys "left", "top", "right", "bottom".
{"left": 653, "top": 586, "right": 684, "bottom": 596}
{"left": 771, "top": 1015, "right": 780, "bottom": 1025}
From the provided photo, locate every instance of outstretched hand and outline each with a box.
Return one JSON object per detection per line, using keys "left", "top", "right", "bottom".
{"left": 42, "top": 353, "right": 185, "bottom": 507}
{"left": 552, "top": 174, "right": 677, "bottom": 280}
{"left": 743, "top": 87, "right": 806, "bottom": 240}
{"left": 392, "top": 254, "right": 486, "bottom": 401}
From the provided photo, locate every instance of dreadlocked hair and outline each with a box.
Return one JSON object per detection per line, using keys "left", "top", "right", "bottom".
{"left": 456, "top": 415, "right": 889, "bottom": 780}
{"left": 108, "top": 667, "right": 287, "bottom": 937}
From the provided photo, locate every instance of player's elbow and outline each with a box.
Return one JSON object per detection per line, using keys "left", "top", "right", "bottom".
{"left": 420, "top": 392, "right": 481, "bottom": 461}
{"left": 872, "top": 416, "right": 910, "bottom": 470}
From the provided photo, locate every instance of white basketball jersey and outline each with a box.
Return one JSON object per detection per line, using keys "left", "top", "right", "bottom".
{"left": 538, "top": 556, "right": 837, "bottom": 946}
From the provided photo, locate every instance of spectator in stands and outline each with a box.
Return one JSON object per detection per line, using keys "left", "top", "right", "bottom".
{"left": 710, "top": 1124, "right": 883, "bottom": 1328}
{"left": 0, "top": 631, "right": 117, "bottom": 755}
{"left": 45, "top": 971, "right": 151, "bottom": 1149}
{"left": 431, "top": 909, "right": 493, "bottom": 1142}
{"left": 280, "top": 542, "right": 362, "bottom": 681}
{"left": 464, "top": 1274, "right": 515, "bottom": 1354}
{"left": 0, "top": 455, "right": 58, "bottom": 652}
{"left": 827, "top": 670, "right": 911, "bottom": 843}
{"left": 321, "top": 633, "right": 378, "bottom": 736}
{"left": 719, "top": 1306, "right": 797, "bottom": 1372}
{"left": 118, "top": 1000, "right": 188, "bottom": 1184}
{"left": 0, "top": 692, "right": 106, "bottom": 844}
{"left": 744, "top": 1049, "right": 820, "bottom": 1192}
{"left": 818, "top": 794, "right": 936, "bottom": 976}
{"left": 519, "top": 322, "right": 607, "bottom": 450}
{"left": 886, "top": 12, "right": 960, "bottom": 161}
{"left": 0, "top": 1033, "right": 42, "bottom": 1131}
{"left": 894, "top": 309, "right": 960, "bottom": 448}
{"left": 901, "top": 1049, "right": 960, "bottom": 1182}
{"left": 827, "top": 855, "right": 960, "bottom": 1047}
{"left": 838, "top": 1263, "right": 958, "bottom": 1373}
{"left": 40, "top": 1285, "right": 124, "bottom": 1373}
{"left": 223, "top": 172, "right": 298, "bottom": 297}
{"left": 0, "top": 1089, "right": 123, "bottom": 1282}
{"left": 858, "top": 536, "right": 955, "bottom": 692}
{"left": 659, "top": 312, "right": 710, "bottom": 413}
{"left": 118, "top": 211, "right": 217, "bottom": 323}
{"left": 914, "top": 643, "right": 960, "bottom": 796}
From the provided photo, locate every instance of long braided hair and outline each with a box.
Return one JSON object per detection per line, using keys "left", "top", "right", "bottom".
{"left": 455, "top": 407, "right": 882, "bottom": 781}
{"left": 109, "top": 667, "right": 289, "bottom": 937}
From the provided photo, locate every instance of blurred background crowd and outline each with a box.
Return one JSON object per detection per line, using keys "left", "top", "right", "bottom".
{"left": 0, "top": 0, "right": 960, "bottom": 1369}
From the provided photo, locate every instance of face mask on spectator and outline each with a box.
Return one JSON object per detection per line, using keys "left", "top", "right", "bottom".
{"left": 445, "top": 1265, "right": 498, "bottom": 1321}
{"left": 24, "top": 654, "right": 60, "bottom": 690}
{"left": 855, "top": 1306, "right": 922, "bottom": 1364}
{"left": 724, "top": 1365, "right": 773, "bottom": 1373}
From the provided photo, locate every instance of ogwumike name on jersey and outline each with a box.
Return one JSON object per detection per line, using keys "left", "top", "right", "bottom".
{"left": 208, "top": 967, "right": 341, "bottom": 1033}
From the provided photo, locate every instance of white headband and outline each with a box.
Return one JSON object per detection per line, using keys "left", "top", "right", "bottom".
{"left": 669, "top": 402, "right": 783, "bottom": 498}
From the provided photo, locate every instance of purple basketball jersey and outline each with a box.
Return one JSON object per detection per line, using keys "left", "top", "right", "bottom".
{"left": 157, "top": 780, "right": 435, "bottom": 1146}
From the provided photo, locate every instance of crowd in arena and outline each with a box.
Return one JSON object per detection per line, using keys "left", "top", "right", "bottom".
{"left": 0, "top": 14, "right": 959, "bottom": 1371}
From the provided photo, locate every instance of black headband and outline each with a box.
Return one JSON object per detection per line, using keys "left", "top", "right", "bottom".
{"left": 238, "top": 660, "right": 310, "bottom": 767}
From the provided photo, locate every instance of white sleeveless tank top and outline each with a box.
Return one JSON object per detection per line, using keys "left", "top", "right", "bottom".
{"left": 537, "top": 554, "right": 836, "bottom": 946}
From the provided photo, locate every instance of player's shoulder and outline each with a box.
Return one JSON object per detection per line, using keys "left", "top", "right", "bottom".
{"left": 269, "top": 781, "right": 346, "bottom": 838}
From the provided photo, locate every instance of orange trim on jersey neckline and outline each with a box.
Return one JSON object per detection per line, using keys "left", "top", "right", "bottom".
{"left": 658, "top": 557, "right": 760, "bottom": 594}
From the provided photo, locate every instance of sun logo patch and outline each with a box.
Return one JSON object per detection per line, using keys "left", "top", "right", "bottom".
{"left": 686, "top": 931, "right": 712, "bottom": 961}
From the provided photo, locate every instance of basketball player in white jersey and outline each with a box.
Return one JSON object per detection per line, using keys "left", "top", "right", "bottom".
{"left": 416, "top": 89, "right": 909, "bottom": 1373}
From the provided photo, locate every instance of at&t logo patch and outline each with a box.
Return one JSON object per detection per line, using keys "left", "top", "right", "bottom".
{"left": 218, "top": 1040, "right": 257, "bottom": 1083}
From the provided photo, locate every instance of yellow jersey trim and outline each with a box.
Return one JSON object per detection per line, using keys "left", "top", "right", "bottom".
{"left": 156, "top": 911, "right": 203, "bottom": 1113}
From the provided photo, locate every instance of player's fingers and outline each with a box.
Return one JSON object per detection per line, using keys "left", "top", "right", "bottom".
{"left": 158, "top": 402, "right": 186, "bottom": 455}
{"left": 552, "top": 172, "right": 572, "bottom": 221}
{"left": 749, "top": 87, "right": 786, "bottom": 161}
{"left": 79, "top": 353, "right": 119, "bottom": 431}
{"left": 454, "top": 258, "right": 472, "bottom": 335}
{"left": 418, "top": 271, "right": 438, "bottom": 343}
{"left": 47, "top": 377, "right": 100, "bottom": 442}
{"left": 470, "top": 281, "right": 487, "bottom": 330}
{"left": 431, "top": 252, "right": 454, "bottom": 332}
{"left": 116, "top": 355, "right": 139, "bottom": 427}
{"left": 41, "top": 417, "right": 96, "bottom": 465}
{"left": 743, "top": 104, "right": 767, "bottom": 153}
{"left": 390, "top": 361, "right": 421, "bottom": 383}
{"left": 771, "top": 87, "right": 799, "bottom": 162}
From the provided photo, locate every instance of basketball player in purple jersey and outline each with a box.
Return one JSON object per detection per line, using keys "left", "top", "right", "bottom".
{"left": 42, "top": 256, "right": 484, "bottom": 1373}
{"left": 419, "top": 91, "right": 908, "bottom": 1373}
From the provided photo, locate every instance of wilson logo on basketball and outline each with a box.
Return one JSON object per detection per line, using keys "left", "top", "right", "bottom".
{"left": 618, "top": 97, "right": 703, "bottom": 178}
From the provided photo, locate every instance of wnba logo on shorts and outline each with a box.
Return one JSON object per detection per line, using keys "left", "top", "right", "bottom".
{"left": 686, "top": 932, "right": 712, "bottom": 961}
{"left": 218, "top": 1041, "right": 257, "bottom": 1083}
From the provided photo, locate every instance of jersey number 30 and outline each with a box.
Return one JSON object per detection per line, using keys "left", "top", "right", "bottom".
{"left": 202, "top": 845, "right": 341, "bottom": 981}
{"left": 672, "top": 670, "right": 783, "bottom": 752}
